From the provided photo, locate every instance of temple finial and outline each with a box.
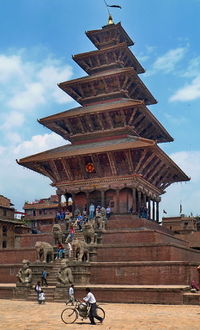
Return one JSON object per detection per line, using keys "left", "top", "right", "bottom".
{"left": 108, "top": 14, "right": 114, "bottom": 25}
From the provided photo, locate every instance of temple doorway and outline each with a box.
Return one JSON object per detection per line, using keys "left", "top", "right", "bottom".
{"left": 119, "top": 188, "right": 132, "bottom": 213}
{"left": 74, "top": 192, "right": 87, "bottom": 212}
{"left": 105, "top": 189, "right": 116, "bottom": 213}
{"left": 89, "top": 190, "right": 101, "bottom": 207}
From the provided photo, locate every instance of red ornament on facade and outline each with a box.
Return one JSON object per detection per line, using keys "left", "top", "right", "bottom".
{"left": 86, "top": 163, "right": 95, "bottom": 173}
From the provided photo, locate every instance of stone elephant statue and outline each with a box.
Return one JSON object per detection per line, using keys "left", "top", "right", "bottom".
{"left": 35, "top": 241, "right": 54, "bottom": 263}
{"left": 72, "top": 239, "right": 89, "bottom": 263}
{"left": 82, "top": 222, "right": 97, "bottom": 244}
{"left": 52, "top": 224, "right": 65, "bottom": 244}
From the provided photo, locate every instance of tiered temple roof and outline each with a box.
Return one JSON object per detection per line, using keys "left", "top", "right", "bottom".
{"left": 18, "top": 20, "right": 190, "bottom": 211}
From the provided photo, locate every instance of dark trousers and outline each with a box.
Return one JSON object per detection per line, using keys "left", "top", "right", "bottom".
{"left": 89, "top": 303, "right": 103, "bottom": 324}
{"left": 41, "top": 278, "right": 48, "bottom": 286}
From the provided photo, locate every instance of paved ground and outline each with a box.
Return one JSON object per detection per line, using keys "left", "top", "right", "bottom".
{"left": 1, "top": 299, "right": 200, "bottom": 330}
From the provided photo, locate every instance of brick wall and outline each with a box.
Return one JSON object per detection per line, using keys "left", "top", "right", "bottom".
{"left": 90, "top": 262, "right": 199, "bottom": 285}
{"left": 96, "top": 244, "right": 200, "bottom": 262}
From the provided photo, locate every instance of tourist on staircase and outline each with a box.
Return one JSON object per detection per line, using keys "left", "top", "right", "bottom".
{"left": 41, "top": 268, "right": 48, "bottom": 286}
{"left": 56, "top": 243, "right": 65, "bottom": 259}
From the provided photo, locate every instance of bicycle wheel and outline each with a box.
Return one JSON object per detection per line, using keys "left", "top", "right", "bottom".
{"left": 96, "top": 306, "right": 105, "bottom": 321}
{"left": 61, "top": 307, "right": 78, "bottom": 324}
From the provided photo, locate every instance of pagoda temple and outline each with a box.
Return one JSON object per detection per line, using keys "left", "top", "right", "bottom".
{"left": 18, "top": 19, "right": 190, "bottom": 221}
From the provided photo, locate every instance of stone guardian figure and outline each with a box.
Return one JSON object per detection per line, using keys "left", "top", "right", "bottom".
{"left": 16, "top": 259, "right": 32, "bottom": 286}
{"left": 57, "top": 259, "right": 73, "bottom": 286}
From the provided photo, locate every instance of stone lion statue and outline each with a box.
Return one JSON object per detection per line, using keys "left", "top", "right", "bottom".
{"left": 35, "top": 241, "right": 54, "bottom": 263}
{"left": 95, "top": 215, "right": 106, "bottom": 231}
{"left": 57, "top": 259, "right": 73, "bottom": 285}
{"left": 16, "top": 259, "right": 32, "bottom": 286}
{"left": 82, "top": 222, "right": 97, "bottom": 244}
{"left": 72, "top": 238, "right": 89, "bottom": 262}
{"left": 52, "top": 224, "right": 64, "bottom": 244}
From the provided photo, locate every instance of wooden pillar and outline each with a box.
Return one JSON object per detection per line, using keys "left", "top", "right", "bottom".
{"left": 143, "top": 194, "right": 147, "bottom": 206}
{"left": 137, "top": 190, "right": 141, "bottom": 216}
{"left": 116, "top": 189, "right": 120, "bottom": 213}
{"left": 132, "top": 187, "right": 136, "bottom": 213}
{"left": 86, "top": 191, "right": 89, "bottom": 212}
{"left": 71, "top": 193, "right": 75, "bottom": 214}
{"left": 148, "top": 198, "right": 151, "bottom": 220}
{"left": 152, "top": 200, "right": 155, "bottom": 221}
{"left": 156, "top": 201, "right": 159, "bottom": 223}
{"left": 57, "top": 191, "right": 62, "bottom": 211}
{"left": 101, "top": 190, "right": 105, "bottom": 208}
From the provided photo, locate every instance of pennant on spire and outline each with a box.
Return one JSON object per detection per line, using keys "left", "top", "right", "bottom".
{"left": 107, "top": 5, "right": 122, "bottom": 8}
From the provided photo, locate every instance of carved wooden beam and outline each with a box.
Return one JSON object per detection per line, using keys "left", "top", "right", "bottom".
{"left": 105, "top": 112, "right": 114, "bottom": 129}
{"left": 136, "top": 118, "right": 149, "bottom": 135}
{"left": 91, "top": 154, "right": 102, "bottom": 176}
{"left": 49, "top": 159, "right": 61, "bottom": 182}
{"left": 133, "top": 112, "right": 145, "bottom": 126}
{"left": 78, "top": 117, "right": 85, "bottom": 133}
{"left": 135, "top": 149, "right": 148, "bottom": 173}
{"left": 61, "top": 159, "right": 73, "bottom": 180}
{"left": 88, "top": 57, "right": 93, "bottom": 67}
{"left": 97, "top": 113, "right": 104, "bottom": 130}
{"left": 91, "top": 82, "right": 97, "bottom": 96}
{"left": 145, "top": 158, "right": 162, "bottom": 180}
{"left": 155, "top": 168, "right": 171, "bottom": 188}
{"left": 77, "top": 156, "right": 86, "bottom": 178}
{"left": 96, "top": 54, "right": 101, "bottom": 66}
{"left": 149, "top": 161, "right": 166, "bottom": 185}
{"left": 34, "top": 163, "right": 55, "bottom": 182}
{"left": 126, "top": 150, "right": 134, "bottom": 173}
{"left": 161, "top": 182, "right": 172, "bottom": 190}
{"left": 68, "top": 86, "right": 82, "bottom": 99}
{"left": 121, "top": 74, "right": 129, "bottom": 89}
{"left": 88, "top": 115, "right": 96, "bottom": 131}
{"left": 50, "top": 122, "right": 70, "bottom": 138}
{"left": 128, "top": 108, "right": 138, "bottom": 125}
{"left": 107, "top": 152, "right": 117, "bottom": 176}
{"left": 65, "top": 119, "right": 74, "bottom": 134}
{"left": 139, "top": 122, "right": 154, "bottom": 137}
{"left": 139, "top": 152, "right": 155, "bottom": 175}
{"left": 119, "top": 109, "right": 126, "bottom": 125}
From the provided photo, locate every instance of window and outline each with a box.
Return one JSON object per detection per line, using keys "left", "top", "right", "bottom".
{"left": 2, "top": 226, "right": 7, "bottom": 236}
{"left": 2, "top": 241, "right": 7, "bottom": 248}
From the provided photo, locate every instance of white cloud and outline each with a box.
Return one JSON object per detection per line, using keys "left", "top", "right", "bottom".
{"left": 164, "top": 113, "right": 187, "bottom": 126}
{"left": 160, "top": 151, "right": 200, "bottom": 217}
{"left": 0, "top": 54, "right": 24, "bottom": 82}
{"left": 14, "top": 132, "right": 68, "bottom": 158}
{"left": 182, "top": 56, "right": 200, "bottom": 78}
{"left": 169, "top": 75, "right": 200, "bottom": 102}
{"left": 8, "top": 82, "right": 45, "bottom": 110}
{"left": 151, "top": 47, "right": 187, "bottom": 74}
{"left": 1, "top": 111, "right": 25, "bottom": 130}
{"left": 0, "top": 132, "right": 68, "bottom": 211}
{"left": 0, "top": 50, "right": 74, "bottom": 148}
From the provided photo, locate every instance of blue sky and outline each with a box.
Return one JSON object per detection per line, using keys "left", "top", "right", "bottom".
{"left": 0, "top": 0, "right": 200, "bottom": 218}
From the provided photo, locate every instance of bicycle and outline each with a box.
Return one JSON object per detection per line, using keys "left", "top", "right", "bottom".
{"left": 61, "top": 299, "right": 105, "bottom": 324}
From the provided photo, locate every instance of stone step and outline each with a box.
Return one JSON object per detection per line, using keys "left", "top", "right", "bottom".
{"left": 107, "top": 215, "right": 173, "bottom": 236}
{"left": 183, "top": 292, "right": 200, "bottom": 305}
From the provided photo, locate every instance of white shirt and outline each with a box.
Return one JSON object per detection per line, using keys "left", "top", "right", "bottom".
{"left": 69, "top": 287, "right": 74, "bottom": 296}
{"left": 83, "top": 292, "right": 96, "bottom": 304}
{"left": 38, "top": 292, "right": 45, "bottom": 301}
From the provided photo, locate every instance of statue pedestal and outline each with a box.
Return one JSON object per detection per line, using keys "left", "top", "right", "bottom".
{"left": 71, "top": 262, "right": 91, "bottom": 284}
{"left": 54, "top": 285, "right": 67, "bottom": 300}
{"left": 15, "top": 283, "right": 32, "bottom": 299}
